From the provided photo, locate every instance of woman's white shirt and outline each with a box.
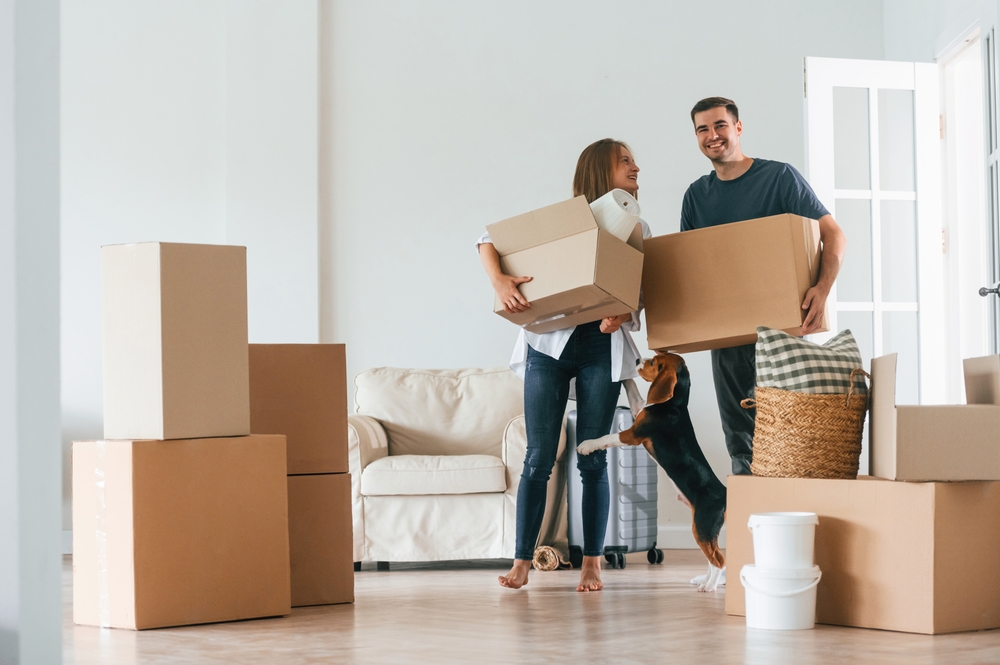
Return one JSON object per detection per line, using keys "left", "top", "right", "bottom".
{"left": 477, "top": 218, "right": 652, "bottom": 382}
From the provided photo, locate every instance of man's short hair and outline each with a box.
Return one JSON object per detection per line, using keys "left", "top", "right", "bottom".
{"left": 690, "top": 97, "right": 739, "bottom": 125}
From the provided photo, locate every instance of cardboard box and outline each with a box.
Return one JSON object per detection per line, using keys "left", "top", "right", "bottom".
{"left": 870, "top": 353, "right": 1000, "bottom": 481}
{"left": 73, "top": 435, "right": 291, "bottom": 630}
{"left": 725, "top": 475, "right": 1000, "bottom": 634}
{"left": 249, "top": 344, "right": 348, "bottom": 474}
{"left": 486, "top": 196, "right": 643, "bottom": 334}
{"left": 288, "top": 474, "right": 354, "bottom": 607}
{"left": 642, "top": 214, "right": 824, "bottom": 353}
{"left": 102, "top": 242, "right": 250, "bottom": 440}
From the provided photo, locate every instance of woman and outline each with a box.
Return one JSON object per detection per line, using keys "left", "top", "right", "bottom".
{"left": 477, "top": 139, "right": 651, "bottom": 592}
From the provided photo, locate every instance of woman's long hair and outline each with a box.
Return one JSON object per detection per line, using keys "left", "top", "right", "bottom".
{"left": 572, "top": 139, "right": 633, "bottom": 203}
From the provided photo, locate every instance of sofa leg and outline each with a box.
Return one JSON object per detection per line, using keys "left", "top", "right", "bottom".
{"left": 376, "top": 561, "right": 390, "bottom": 571}
{"left": 354, "top": 562, "right": 362, "bottom": 572}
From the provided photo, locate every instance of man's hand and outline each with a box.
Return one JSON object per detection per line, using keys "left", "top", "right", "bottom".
{"left": 493, "top": 274, "right": 533, "bottom": 313}
{"left": 600, "top": 313, "right": 631, "bottom": 334}
{"left": 801, "top": 285, "right": 829, "bottom": 335}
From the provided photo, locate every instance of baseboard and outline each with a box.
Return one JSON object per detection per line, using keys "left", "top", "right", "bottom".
{"left": 63, "top": 529, "right": 72, "bottom": 555}
{"left": 655, "top": 525, "right": 727, "bottom": 550}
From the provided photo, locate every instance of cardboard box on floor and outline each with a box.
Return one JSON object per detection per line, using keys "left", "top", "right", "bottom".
{"left": 641, "top": 214, "right": 825, "bottom": 353}
{"left": 249, "top": 344, "right": 348, "bottom": 474}
{"left": 870, "top": 353, "right": 1000, "bottom": 481}
{"left": 102, "top": 242, "right": 251, "bottom": 440}
{"left": 726, "top": 475, "right": 1000, "bottom": 635}
{"left": 288, "top": 474, "right": 354, "bottom": 607}
{"left": 73, "top": 435, "right": 291, "bottom": 630}
{"left": 486, "top": 196, "right": 643, "bottom": 334}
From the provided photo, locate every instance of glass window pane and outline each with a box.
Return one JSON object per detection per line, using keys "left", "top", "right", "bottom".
{"left": 881, "top": 200, "right": 918, "bottom": 302}
{"left": 884, "top": 311, "right": 920, "bottom": 404}
{"left": 835, "top": 199, "right": 873, "bottom": 301}
{"left": 838, "top": 311, "right": 874, "bottom": 369}
{"left": 833, "top": 87, "right": 870, "bottom": 190}
{"left": 878, "top": 89, "right": 916, "bottom": 192}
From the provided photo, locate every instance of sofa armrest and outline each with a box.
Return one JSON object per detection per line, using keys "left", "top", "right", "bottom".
{"left": 348, "top": 415, "right": 389, "bottom": 474}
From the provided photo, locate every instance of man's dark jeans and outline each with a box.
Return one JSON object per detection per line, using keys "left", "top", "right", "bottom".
{"left": 711, "top": 343, "right": 756, "bottom": 475}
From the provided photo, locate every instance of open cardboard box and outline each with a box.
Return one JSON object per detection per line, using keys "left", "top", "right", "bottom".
{"left": 870, "top": 353, "right": 1000, "bottom": 481}
{"left": 486, "top": 196, "right": 643, "bottom": 334}
{"left": 641, "top": 214, "right": 825, "bottom": 353}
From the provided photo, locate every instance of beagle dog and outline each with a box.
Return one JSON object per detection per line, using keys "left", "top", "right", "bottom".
{"left": 578, "top": 353, "right": 727, "bottom": 592}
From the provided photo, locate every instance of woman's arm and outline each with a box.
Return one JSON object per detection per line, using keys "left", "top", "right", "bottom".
{"left": 478, "top": 242, "right": 533, "bottom": 314}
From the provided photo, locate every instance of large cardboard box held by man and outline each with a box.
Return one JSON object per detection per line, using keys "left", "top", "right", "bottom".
{"left": 486, "top": 196, "right": 643, "bottom": 334}
{"left": 870, "top": 353, "right": 1000, "bottom": 481}
{"left": 726, "top": 475, "right": 1000, "bottom": 635}
{"left": 249, "top": 344, "right": 349, "bottom": 474}
{"left": 72, "top": 435, "right": 291, "bottom": 630}
{"left": 288, "top": 474, "right": 354, "bottom": 607}
{"left": 642, "top": 214, "right": 824, "bottom": 353}
{"left": 102, "top": 242, "right": 250, "bottom": 440}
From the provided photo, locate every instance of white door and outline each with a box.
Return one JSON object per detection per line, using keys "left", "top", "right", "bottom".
{"left": 804, "top": 57, "right": 945, "bottom": 406}
{"left": 982, "top": 28, "right": 1000, "bottom": 352}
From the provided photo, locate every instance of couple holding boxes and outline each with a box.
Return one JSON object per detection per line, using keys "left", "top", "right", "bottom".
{"left": 477, "top": 96, "right": 847, "bottom": 593}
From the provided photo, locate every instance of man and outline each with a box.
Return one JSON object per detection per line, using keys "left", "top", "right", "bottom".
{"left": 681, "top": 96, "right": 846, "bottom": 476}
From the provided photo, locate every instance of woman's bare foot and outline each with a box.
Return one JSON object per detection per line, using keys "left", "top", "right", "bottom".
{"left": 498, "top": 559, "right": 531, "bottom": 589}
{"left": 576, "top": 555, "right": 604, "bottom": 592}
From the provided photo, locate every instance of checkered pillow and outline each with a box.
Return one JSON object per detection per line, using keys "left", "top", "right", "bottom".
{"left": 755, "top": 327, "right": 867, "bottom": 395}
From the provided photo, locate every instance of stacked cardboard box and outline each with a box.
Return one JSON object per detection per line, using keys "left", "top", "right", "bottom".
{"left": 249, "top": 344, "right": 354, "bottom": 607}
{"left": 726, "top": 352, "right": 1000, "bottom": 634}
{"left": 74, "top": 243, "right": 292, "bottom": 630}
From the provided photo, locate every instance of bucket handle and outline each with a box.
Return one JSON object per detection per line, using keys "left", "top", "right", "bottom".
{"left": 740, "top": 570, "right": 822, "bottom": 598}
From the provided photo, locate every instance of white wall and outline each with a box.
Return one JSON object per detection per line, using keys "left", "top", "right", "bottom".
{"left": 1, "top": 0, "right": 62, "bottom": 661}
{"left": 319, "top": 0, "right": 886, "bottom": 541}
{"left": 61, "top": 0, "right": 319, "bottom": 532}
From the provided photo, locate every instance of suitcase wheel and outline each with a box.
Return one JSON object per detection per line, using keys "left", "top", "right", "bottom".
{"left": 605, "top": 552, "right": 626, "bottom": 569}
{"left": 647, "top": 547, "right": 664, "bottom": 565}
{"left": 569, "top": 546, "right": 583, "bottom": 570}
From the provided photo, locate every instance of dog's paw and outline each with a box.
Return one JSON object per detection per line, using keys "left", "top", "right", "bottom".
{"left": 576, "top": 434, "right": 618, "bottom": 456}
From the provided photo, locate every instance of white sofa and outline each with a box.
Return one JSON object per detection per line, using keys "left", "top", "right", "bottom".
{"left": 348, "top": 367, "right": 568, "bottom": 564}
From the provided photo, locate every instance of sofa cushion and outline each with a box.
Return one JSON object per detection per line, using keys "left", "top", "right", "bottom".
{"left": 354, "top": 367, "right": 523, "bottom": 456}
{"left": 360, "top": 454, "right": 507, "bottom": 496}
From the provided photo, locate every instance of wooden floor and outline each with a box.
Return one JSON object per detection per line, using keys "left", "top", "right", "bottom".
{"left": 63, "top": 552, "right": 1000, "bottom": 665}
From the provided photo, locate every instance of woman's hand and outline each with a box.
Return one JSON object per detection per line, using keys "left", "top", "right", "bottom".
{"left": 600, "top": 313, "right": 631, "bottom": 333}
{"left": 493, "top": 274, "right": 533, "bottom": 313}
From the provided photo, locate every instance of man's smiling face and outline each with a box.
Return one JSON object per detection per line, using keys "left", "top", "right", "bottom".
{"left": 693, "top": 106, "right": 742, "bottom": 164}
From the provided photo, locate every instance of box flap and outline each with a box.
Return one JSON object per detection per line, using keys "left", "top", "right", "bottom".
{"left": 964, "top": 355, "right": 1000, "bottom": 406}
{"left": 626, "top": 221, "right": 643, "bottom": 252}
{"left": 895, "top": 405, "right": 1000, "bottom": 480}
{"left": 869, "top": 354, "right": 898, "bottom": 479}
{"left": 486, "top": 196, "right": 595, "bottom": 255}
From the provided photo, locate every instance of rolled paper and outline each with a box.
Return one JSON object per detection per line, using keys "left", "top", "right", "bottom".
{"left": 590, "top": 188, "right": 641, "bottom": 242}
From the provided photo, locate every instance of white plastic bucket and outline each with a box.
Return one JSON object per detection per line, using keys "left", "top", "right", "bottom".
{"left": 740, "top": 564, "right": 822, "bottom": 630}
{"left": 747, "top": 512, "right": 818, "bottom": 569}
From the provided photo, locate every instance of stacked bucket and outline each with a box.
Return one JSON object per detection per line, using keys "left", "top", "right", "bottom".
{"left": 740, "top": 512, "right": 822, "bottom": 630}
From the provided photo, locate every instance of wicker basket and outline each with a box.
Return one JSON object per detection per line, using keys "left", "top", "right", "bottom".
{"left": 742, "top": 369, "right": 871, "bottom": 480}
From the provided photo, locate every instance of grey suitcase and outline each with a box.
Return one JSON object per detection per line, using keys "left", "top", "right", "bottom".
{"left": 566, "top": 406, "right": 663, "bottom": 569}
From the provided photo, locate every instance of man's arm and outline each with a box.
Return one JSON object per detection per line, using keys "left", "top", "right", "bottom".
{"left": 801, "top": 214, "right": 846, "bottom": 335}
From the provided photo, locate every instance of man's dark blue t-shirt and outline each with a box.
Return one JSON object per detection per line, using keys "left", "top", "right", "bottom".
{"left": 680, "top": 158, "right": 829, "bottom": 231}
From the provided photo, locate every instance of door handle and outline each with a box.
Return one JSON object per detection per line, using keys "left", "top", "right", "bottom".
{"left": 980, "top": 282, "right": 1000, "bottom": 297}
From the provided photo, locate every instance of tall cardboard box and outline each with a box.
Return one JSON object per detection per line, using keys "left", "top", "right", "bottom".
{"left": 486, "top": 196, "right": 644, "bottom": 334}
{"left": 73, "top": 435, "right": 291, "bottom": 630}
{"left": 870, "top": 353, "right": 1000, "bottom": 481}
{"left": 642, "top": 214, "right": 824, "bottom": 353}
{"left": 288, "top": 474, "right": 354, "bottom": 607}
{"left": 102, "top": 242, "right": 251, "bottom": 440}
{"left": 249, "top": 344, "right": 348, "bottom": 474}
{"left": 726, "top": 475, "right": 1000, "bottom": 634}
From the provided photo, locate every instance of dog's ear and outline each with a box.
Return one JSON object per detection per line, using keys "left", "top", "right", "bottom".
{"left": 645, "top": 355, "right": 678, "bottom": 406}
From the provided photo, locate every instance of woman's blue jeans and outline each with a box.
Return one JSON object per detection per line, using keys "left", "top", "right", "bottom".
{"left": 515, "top": 321, "right": 621, "bottom": 560}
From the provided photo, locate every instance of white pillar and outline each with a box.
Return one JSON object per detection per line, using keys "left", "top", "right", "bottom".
{"left": 0, "top": 0, "right": 62, "bottom": 662}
